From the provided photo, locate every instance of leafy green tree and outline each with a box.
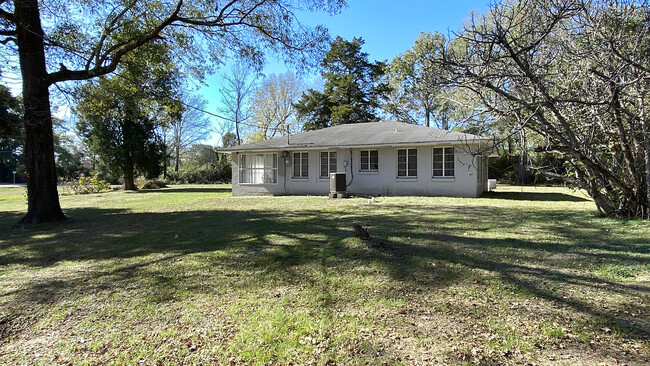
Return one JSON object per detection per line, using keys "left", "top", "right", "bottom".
{"left": 221, "top": 132, "right": 238, "bottom": 148}
{"left": 76, "top": 83, "right": 164, "bottom": 190}
{"left": 296, "top": 36, "right": 389, "bottom": 130}
{"left": 164, "top": 143, "right": 230, "bottom": 184}
{"left": 54, "top": 134, "right": 88, "bottom": 180}
{"left": 52, "top": 119, "right": 89, "bottom": 180}
{"left": 0, "top": 0, "right": 343, "bottom": 224}
{"left": 184, "top": 144, "right": 217, "bottom": 168}
{"left": 0, "top": 84, "right": 21, "bottom": 138}
{"left": 387, "top": 32, "right": 447, "bottom": 128}
{"left": 217, "top": 131, "right": 237, "bottom": 180}
{"left": 0, "top": 84, "right": 24, "bottom": 182}
{"left": 75, "top": 44, "right": 180, "bottom": 190}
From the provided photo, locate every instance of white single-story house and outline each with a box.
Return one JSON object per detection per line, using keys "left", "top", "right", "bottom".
{"left": 219, "top": 121, "right": 494, "bottom": 197}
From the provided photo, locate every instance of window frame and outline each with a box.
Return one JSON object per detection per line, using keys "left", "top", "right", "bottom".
{"left": 359, "top": 149, "right": 379, "bottom": 172}
{"left": 432, "top": 147, "right": 455, "bottom": 178}
{"left": 292, "top": 152, "right": 309, "bottom": 179}
{"left": 238, "top": 153, "right": 278, "bottom": 185}
{"left": 319, "top": 151, "right": 337, "bottom": 179}
{"left": 397, "top": 148, "right": 418, "bottom": 178}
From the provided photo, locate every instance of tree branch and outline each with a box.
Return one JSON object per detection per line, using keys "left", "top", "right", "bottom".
{"left": 46, "top": 0, "right": 184, "bottom": 85}
{"left": 0, "top": 8, "right": 14, "bottom": 23}
{"left": 0, "top": 36, "right": 15, "bottom": 44}
{"left": 86, "top": 0, "right": 138, "bottom": 71}
{"left": 535, "top": 144, "right": 636, "bottom": 200}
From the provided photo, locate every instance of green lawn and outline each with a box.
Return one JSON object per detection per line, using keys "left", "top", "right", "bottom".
{"left": 0, "top": 185, "right": 648, "bottom": 365}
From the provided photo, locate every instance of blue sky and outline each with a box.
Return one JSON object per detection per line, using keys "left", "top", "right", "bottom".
{"left": 203, "top": 0, "right": 490, "bottom": 144}
{"left": 2, "top": 1, "right": 491, "bottom": 144}
{"left": 294, "top": 0, "right": 487, "bottom": 62}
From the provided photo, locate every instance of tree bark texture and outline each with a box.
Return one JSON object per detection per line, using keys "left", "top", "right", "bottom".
{"left": 15, "top": 0, "right": 65, "bottom": 224}
{"left": 123, "top": 153, "right": 136, "bottom": 190}
{"left": 162, "top": 144, "right": 168, "bottom": 179}
{"left": 441, "top": 1, "right": 649, "bottom": 218}
{"left": 174, "top": 133, "right": 180, "bottom": 172}
{"left": 424, "top": 109, "right": 430, "bottom": 128}
{"left": 518, "top": 130, "right": 528, "bottom": 186}
{"left": 175, "top": 145, "right": 180, "bottom": 172}
{"left": 6, "top": 0, "right": 338, "bottom": 224}
{"left": 641, "top": 96, "right": 650, "bottom": 219}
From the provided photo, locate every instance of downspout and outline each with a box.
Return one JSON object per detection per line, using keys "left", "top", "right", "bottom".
{"left": 347, "top": 149, "right": 354, "bottom": 187}
{"left": 284, "top": 130, "right": 291, "bottom": 194}
{"left": 283, "top": 152, "right": 288, "bottom": 194}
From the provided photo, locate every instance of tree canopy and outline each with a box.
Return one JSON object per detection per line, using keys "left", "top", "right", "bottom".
{"left": 0, "top": 84, "right": 24, "bottom": 182}
{"left": 166, "top": 92, "right": 212, "bottom": 172}
{"left": 247, "top": 72, "right": 305, "bottom": 141}
{"left": 387, "top": 32, "right": 447, "bottom": 128}
{"left": 296, "top": 36, "right": 389, "bottom": 130}
{"left": 440, "top": 0, "right": 650, "bottom": 218}
{"left": 219, "top": 62, "right": 257, "bottom": 145}
{"left": 0, "top": 84, "right": 21, "bottom": 138}
{"left": 75, "top": 43, "right": 181, "bottom": 190}
{"left": 0, "top": 0, "right": 345, "bottom": 224}
{"left": 183, "top": 144, "right": 217, "bottom": 168}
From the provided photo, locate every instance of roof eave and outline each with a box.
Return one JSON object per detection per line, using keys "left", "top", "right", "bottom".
{"left": 218, "top": 138, "right": 494, "bottom": 153}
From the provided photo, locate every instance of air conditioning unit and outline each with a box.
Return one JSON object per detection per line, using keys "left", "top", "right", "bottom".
{"left": 329, "top": 172, "right": 347, "bottom": 198}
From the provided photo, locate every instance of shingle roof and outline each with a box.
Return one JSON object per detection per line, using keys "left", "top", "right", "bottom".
{"left": 219, "top": 121, "right": 491, "bottom": 152}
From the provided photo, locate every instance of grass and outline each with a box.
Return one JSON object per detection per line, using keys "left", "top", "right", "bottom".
{"left": 0, "top": 184, "right": 648, "bottom": 365}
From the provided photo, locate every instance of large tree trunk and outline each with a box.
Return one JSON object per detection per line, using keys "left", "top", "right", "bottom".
{"left": 424, "top": 107, "right": 431, "bottom": 128}
{"left": 163, "top": 148, "right": 168, "bottom": 179}
{"left": 15, "top": 0, "right": 65, "bottom": 224}
{"left": 124, "top": 153, "right": 136, "bottom": 190}
{"left": 235, "top": 118, "right": 241, "bottom": 145}
{"left": 517, "top": 130, "right": 528, "bottom": 186}
{"left": 174, "top": 145, "right": 180, "bottom": 172}
{"left": 441, "top": 117, "right": 448, "bottom": 130}
{"left": 641, "top": 96, "right": 650, "bottom": 219}
{"left": 174, "top": 133, "right": 180, "bottom": 172}
{"left": 161, "top": 135, "right": 167, "bottom": 179}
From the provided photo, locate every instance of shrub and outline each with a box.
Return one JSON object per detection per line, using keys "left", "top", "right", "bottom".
{"left": 140, "top": 180, "right": 168, "bottom": 190}
{"left": 65, "top": 173, "right": 111, "bottom": 194}
{"left": 165, "top": 164, "right": 231, "bottom": 184}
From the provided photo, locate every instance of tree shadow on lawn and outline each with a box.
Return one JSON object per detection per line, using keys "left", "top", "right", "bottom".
{"left": 132, "top": 187, "right": 232, "bottom": 194}
{"left": 0, "top": 203, "right": 649, "bottom": 347}
{"left": 481, "top": 191, "right": 590, "bottom": 202}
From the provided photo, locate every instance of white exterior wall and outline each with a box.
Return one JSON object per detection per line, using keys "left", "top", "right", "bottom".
{"left": 475, "top": 155, "right": 489, "bottom": 197}
{"left": 231, "top": 144, "right": 486, "bottom": 197}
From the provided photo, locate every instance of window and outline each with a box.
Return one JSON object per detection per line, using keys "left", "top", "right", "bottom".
{"left": 239, "top": 153, "right": 278, "bottom": 184}
{"left": 433, "top": 147, "right": 455, "bottom": 177}
{"left": 360, "top": 150, "right": 379, "bottom": 172}
{"left": 293, "top": 152, "right": 308, "bottom": 178}
{"left": 320, "top": 151, "right": 337, "bottom": 178}
{"left": 397, "top": 148, "right": 417, "bottom": 177}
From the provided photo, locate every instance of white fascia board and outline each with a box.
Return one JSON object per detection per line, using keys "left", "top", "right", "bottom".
{"left": 223, "top": 139, "right": 493, "bottom": 154}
